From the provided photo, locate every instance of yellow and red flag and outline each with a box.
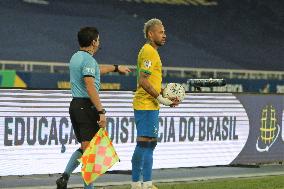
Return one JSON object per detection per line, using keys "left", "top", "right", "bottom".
{"left": 79, "top": 128, "right": 119, "bottom": 185}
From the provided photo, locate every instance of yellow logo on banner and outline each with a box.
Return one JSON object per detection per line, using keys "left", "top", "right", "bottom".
{"left": 256, "top": 105, "right": 280, "bottom": 152}
{"left": 57, "top": 81, "right": 121, "bottom": 90}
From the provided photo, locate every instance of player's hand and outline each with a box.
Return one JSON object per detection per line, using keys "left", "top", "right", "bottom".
{"left": 118, "top": 66, "right": 131, "bottom": 74}
{"left": 169, "top": 97, "right": 180, "bottom": 107}
{"left": 98, "top": 114, "right": 106, "bottom": 128}
{"left": 157, "top": 94, "right": 174, "bottom": 106}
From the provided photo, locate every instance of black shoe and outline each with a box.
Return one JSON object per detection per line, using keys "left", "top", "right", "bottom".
{"left": 56, "top": 173, "right": 69, "bottom": 189}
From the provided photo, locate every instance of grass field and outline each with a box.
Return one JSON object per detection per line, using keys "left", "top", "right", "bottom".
{"left": 102, "top": 175, "right": 284, "bottom": 189}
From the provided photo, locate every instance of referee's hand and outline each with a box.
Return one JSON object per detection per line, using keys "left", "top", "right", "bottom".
{"left": 118, "top": 65, "right": 131, "bottom": 74}
{"left": 98, "top": 114, "right": 106, "bottom": 128}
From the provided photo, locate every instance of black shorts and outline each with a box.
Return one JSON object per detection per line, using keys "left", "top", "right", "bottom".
{"left": 69, "top": 98, "right": 100, "bottom": 143}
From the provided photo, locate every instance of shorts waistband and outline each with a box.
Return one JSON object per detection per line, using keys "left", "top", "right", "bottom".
{"left": 72, "top": 97, "right": 91, "bottom": 101}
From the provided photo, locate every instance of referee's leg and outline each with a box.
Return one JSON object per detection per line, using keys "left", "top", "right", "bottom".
{"left": 56, "top": 102, "right": 83, "bottom": 189}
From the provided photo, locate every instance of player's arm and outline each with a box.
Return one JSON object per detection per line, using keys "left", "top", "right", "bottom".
{"left": 84, "top": 76, "right": 106, "bottom": 128}
{"left": 139, "top": 72, "right": 159, "bottom": 97}
{"left": 138, "top": 71, "right": 174, "bottom": 106}
{"left": 99, "top": 65, "right": 131, "bottom": 75}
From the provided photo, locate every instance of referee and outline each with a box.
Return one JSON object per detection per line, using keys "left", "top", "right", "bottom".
{"left": 56, "top": 27, "right": 131, "bottom": 189}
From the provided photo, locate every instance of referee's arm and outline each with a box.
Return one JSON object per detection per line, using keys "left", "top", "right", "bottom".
{"left": 84, "top": 76, "right": 103, "bottom": 111}
{"left": 84, "top": 76, "right": 106, "bottom": 127}
{"left": 99, "top": 65, "right": 131, "bottom": 75}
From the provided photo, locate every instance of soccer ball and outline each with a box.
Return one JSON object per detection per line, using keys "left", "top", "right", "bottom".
{"left": 163, "top": 83, "right": 186, "bottom": 102}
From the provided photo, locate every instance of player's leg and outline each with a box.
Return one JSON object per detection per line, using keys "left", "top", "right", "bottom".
{"left": 131, "top": 140, "right": 145, "bottom": 188}
{"left": 142, "top": 110, "right": 159, "bottom": 189}
{"left": 142, "top": 140, "right": 157, "bottom": 188}
{"left": 131, "top": 110, "right": 148, "bottom": 189}
{"left": 132, "top": 110, "right": 159, "bottom": 189}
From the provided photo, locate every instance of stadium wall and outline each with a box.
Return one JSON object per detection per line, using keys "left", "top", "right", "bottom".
{"left": 0, "top": 89, "right": 283, "bottom": 176}
{"left": 6, "top": 71, "right": 284, "bottom": 93}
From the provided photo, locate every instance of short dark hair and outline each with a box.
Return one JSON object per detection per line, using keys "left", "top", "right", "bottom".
{"left": 77, "top": 27, "right": 99, "bottom": 47}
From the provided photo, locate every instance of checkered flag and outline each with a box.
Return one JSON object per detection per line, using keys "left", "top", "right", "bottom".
{"left": 79, "top": 128, "right": 119, "bottom": 185}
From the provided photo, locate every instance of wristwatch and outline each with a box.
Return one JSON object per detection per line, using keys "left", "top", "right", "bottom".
{"left": 114, "top": 64, "right": 119, "bottom": 72}
{"left": 98, "top": 109, "right": 106, "bottom": 114}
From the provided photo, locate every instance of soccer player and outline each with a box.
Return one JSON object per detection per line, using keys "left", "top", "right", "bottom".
{"left": 56, "top": 27, "right": 131, "bottom": 189}
{"left": 131, "top": 19, "right": 179, "bottom": 189}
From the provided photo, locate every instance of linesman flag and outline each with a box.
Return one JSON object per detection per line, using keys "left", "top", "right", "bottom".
{"left": 79, "top": 128, "right": 119, "bottom": 185}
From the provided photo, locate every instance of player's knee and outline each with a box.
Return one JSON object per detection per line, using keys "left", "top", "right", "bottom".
{"left": 137, "top": 141, "right": 157, "bottom": 149}
{"left": 150, "top": 141, "right": 157, "bottom": 149}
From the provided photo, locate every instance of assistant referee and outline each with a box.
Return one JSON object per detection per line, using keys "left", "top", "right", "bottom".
{"left": 56, "top": 27, "right": 130, "bottom": 189}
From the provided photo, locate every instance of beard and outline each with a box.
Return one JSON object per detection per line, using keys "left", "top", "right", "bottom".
{"left": 154, "top": 39, "right": 165, "bottom": 47}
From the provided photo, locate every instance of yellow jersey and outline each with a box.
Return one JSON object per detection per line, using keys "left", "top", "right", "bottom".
{"left": 133, "top": 44, "right": 162, "bottom": 110}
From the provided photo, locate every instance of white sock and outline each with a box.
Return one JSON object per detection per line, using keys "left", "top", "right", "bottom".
{"left": 143, "top": 181, "right": 153, "bottom": 189}
{"left": 131, "top": 181, "right": 142, "bottom": 189}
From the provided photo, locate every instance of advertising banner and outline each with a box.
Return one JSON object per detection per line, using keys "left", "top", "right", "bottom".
{"left": 0, "top": 90, "right": 252, "bottom": 176}
{"left": 232, "top": 95, "right": 284, "bottom": 164}
{"left": 0, "top": 89, "right": 283, "bottom": 176}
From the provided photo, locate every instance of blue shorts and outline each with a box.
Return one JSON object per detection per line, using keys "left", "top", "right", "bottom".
{"left": 134, "top": 110, "right": 159, "bottom": 138}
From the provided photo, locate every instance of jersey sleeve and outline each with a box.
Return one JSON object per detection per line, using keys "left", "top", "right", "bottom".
{"left": 139, "top": 48, "right": 156, "bottom": 75}
{"left": 82, "top": 59, "right": 97, "bottom": 78}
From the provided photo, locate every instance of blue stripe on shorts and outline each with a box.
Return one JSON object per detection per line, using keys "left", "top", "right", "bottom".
{"left": 134, "top": 110, "right": 159, "bottom": 138}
